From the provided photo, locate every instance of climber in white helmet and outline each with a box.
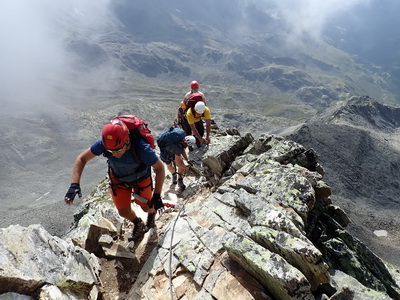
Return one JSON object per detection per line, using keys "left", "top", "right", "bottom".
{"left": 182, "top": 101, "right": 211, "bottom": 149}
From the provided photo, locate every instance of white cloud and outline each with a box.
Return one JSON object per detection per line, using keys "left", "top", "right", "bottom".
{"left": 0, "top": 0, "right": 116, "bottom": 109}
{"left": 254, "top": 0, "right": 372, "bottom": 40}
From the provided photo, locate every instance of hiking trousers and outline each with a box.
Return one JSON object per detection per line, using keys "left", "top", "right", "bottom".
{"left": 182, "top": 119, "right": 204, "bottom": 141}
{"left": 109, "top": 176, "right": 153, "bottom": 210}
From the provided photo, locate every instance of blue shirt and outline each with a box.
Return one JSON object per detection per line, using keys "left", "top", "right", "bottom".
{"left": 91, "top": 138, "right": 158, "bottom": 183}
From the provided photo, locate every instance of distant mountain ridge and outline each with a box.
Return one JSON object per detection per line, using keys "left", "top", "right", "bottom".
{"left": 66, "top": 0, "right": 399, "bottom": 115}
{"left": 326, "top": 97, "right": 400, "bottom": 130}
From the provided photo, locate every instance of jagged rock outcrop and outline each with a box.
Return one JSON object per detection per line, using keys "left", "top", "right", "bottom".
{"left": 125, "top": 130, "right": 399, "bottom": 300}
{"left": 0, "top": 224, "right": 101, "bottom": 299}
{"left": 1, "top": 128, "right": 399, "bottom": 299}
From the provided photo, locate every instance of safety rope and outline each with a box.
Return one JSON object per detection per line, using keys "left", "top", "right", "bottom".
{"left": 168, "top": 203, "right": 183, "bottom": 300}
{"left": 167, "top": 169, "right": 197, "bottom": 300}
{"left": 152, "top": 149, "right": 205, "bottom": 299}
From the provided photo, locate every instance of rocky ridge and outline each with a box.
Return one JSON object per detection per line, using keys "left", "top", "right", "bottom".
{"left": 1, "top": 128, "right": 400, "bottom": 299}
{"left": 288, "top": 96, "right": 400, "bottom": 267}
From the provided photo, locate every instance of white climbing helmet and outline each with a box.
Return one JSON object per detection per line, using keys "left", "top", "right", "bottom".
{"left": 194, "top": 101, "right": 206, "bottom": 114}
{"left": 184, "top": 135, "right": 196, "bottom": 146}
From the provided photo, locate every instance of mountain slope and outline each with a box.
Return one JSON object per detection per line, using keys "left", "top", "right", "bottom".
{"left": 288, "top": 96, "right": 400, "bottom": 266}
{"left": 1, "top": 0, "right": 399, "bottom": 243}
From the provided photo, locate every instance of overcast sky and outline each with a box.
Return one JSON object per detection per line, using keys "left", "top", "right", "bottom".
{"left": 0, "top": 0, "right": 391, "bottom": 111}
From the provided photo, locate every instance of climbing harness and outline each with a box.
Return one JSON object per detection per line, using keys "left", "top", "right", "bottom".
{"left": 132, "top": 193, "right": 151, "bottom": 205}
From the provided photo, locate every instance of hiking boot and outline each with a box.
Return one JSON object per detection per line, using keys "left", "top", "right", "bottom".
{"left": 172, "top": 173, "right": 178, "bottom": 184}
{"left": 146, "top": 213, "right": 156, "bottom": 229}
{"left": 128, "top": 218, "right": 147, "bottom": 242}
{"left": 178, "top": 178, "right": 186, "bottom": 191}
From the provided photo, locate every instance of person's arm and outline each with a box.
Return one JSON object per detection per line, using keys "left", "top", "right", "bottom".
{"left": 205, "top": 119, "right": 211, "bottom": 144}
{"left": 177, "top": 107, "right": 182, "bottom": 121}
{"left": 187, "top": 109, "right": 206, "bottom": 144}
{"left": 190, "top": 123, "right": 206, "bottom": 144}
{"left": 148, "top": 158, "right": 166, "bottom": 214}
{"left": 201, "top": 93, "right": 206, "bottom": 105}
{"left": 152, "top": 158, "right": 165, "bottom": 195}
{"left": 173, "top": 143, "right": 188, "bottom": 161}
{"left": 181, "top": 147, "right": 189, "bottom": 162}
{"left": 71, "top": 148, "right": 96, "bottom": 183}
{"left": 65, "top": 148, "right": 96, "bottom": 204}
{"left": 183, "top": 92, "right": 190, "bottom": 102}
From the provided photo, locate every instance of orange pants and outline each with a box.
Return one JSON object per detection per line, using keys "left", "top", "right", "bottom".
{"left": 110, "top": 176, "right": 153, "bottom": 210}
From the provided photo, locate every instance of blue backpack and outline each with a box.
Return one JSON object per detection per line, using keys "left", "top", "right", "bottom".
{"left": 157, "top": 127, "right": 185, "bottom": 148}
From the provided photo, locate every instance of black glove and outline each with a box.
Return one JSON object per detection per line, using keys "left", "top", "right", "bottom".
{"left": 150, "top": 193, "right": 164, "bottom": 213}
{"left": 64, "top": 183, "right": 82, "bottom": 205}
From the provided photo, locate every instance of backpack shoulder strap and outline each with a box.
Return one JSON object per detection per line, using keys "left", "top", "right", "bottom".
{"left": 128, "top": 130, "right": 141, "bottom": 161}
{"left": 129, "top": 130, "right": 149, "bottom": 173}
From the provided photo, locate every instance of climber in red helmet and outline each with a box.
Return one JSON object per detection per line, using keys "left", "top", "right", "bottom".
{"left": 64, "top": 117, "right": 165, "bottom": 242}
{"left": 176, "top": 80, "right": 206, "bottom": 130}
{"left": 183, "top": 80, "right": 206, "bottom": 104}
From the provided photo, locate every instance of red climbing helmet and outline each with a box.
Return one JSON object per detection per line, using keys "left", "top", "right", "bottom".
{"left": 190, "top": 80, "right": 199, "bottom": 90}
{"left": 102, "top": 119, "right": 129, "bottom": 150}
